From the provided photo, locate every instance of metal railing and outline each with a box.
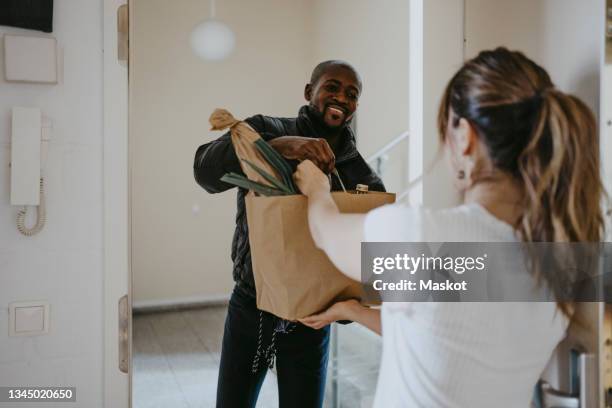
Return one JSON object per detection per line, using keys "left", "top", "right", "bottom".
{"left": 365, "top": 131, "right": 411, "bottom": 201}
{"left": 327, "top": 131, "right": 413, "bottom": 407}
{"left": 366, "top": 130, "right": 409, "bottom": 173}
{"left": 366, "top": 130, "right": 410, "bottom": 163}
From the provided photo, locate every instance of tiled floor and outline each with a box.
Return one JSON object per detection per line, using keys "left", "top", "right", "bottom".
{"left": 132, "top": 306, "right": 381, "bottom": 408}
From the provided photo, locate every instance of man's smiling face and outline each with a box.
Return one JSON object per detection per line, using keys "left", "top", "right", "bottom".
{"left": 305, "top": 66, "right": 361, "bottom": 128}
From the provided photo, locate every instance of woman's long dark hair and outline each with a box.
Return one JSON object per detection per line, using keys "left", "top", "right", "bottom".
{"left": 438, "top": 48, "right": 604, "bottom": 316}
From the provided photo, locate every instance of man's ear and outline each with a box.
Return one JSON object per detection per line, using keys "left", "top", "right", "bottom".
{"left": 304, "top": 84, "right": 312, "bottom": 101}
{"left": 457, "top": 118, "right": 478, "bottom": 156}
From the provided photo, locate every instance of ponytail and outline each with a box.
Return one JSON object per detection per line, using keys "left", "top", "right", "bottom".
{"left": 517, "top": 90, "right": 603, "bottom": 243}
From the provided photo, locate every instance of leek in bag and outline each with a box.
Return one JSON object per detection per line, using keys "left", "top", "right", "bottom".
{"left": 209, "top": 109, "right": 296, "bottom": 195}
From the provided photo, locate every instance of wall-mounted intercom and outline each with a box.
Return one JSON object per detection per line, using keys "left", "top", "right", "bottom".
{"left": 10, "top": 107, "right": 50, "bottom": 236}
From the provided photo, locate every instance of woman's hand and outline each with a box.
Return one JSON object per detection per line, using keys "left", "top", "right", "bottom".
{"left": 299, "top": 299, "right": 361, "bottom": 330}
{"left": 294, "top": 160, "right": 331, "bottom": 197}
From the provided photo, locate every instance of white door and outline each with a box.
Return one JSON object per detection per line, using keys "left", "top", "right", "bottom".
{"left": 103, "top": 0, "right": 130, "bottom": 407}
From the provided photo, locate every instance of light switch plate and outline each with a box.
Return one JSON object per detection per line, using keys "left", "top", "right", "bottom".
{"left": 4, "top": 34, "right": 58, "bottom": 84}
{"left": 9, "top": 301, "right": 50, "bottom": 336}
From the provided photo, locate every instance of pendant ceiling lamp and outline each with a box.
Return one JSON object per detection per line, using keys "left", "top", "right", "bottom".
{"left": 190, "top": 0, "right": 236, "bottom": 61}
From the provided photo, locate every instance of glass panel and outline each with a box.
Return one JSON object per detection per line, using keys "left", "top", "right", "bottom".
{"left": 323, "top": 136, "right": 406, "bottom": 407}
{"left": 325, "top": 322, "right": 382, "bottom": 408}
{"left": 367, "top": 137, "right": 409, "bottom": 196}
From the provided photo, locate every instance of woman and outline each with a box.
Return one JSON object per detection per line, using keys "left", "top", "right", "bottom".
{"left": 293, "top": 48, "right": 604, "bottom": 407}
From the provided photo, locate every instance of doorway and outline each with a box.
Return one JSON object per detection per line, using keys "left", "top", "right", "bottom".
{"left": 128, "top": 1, "right": 410, "bottom": 407}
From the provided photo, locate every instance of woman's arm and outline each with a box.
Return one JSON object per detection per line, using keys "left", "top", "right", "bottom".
{"left": 299, "top": 299, "right": 381, "bottom": 335}
{"left": 294, "top": 160, "right": 365, "bottom": 281}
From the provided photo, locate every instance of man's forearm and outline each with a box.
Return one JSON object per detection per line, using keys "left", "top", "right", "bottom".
{"left": 194, "top": 135, "right": 242, "bottom": 193}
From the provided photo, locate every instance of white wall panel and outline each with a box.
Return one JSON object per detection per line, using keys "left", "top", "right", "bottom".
{"left": 130, "top": 0, "right": 313, "bottom": 304}
{"left": 0, "top": 0, "right": 105, "bottom": 406}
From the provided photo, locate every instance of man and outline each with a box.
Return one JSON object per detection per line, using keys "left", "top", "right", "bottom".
{"left": 194, "top": 60, "right": 384, "bottom": 408}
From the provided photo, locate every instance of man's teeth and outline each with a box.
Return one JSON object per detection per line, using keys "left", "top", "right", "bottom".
{"left": 328, "top": 107, "right": 345, "bottom": 116}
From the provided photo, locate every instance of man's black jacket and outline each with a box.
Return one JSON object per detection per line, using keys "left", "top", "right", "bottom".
{"left": 193, "top": 106, "right": 385, "bottom": 298}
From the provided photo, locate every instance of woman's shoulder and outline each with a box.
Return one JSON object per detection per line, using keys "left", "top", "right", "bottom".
{"left": 364, "top": 203, "right": 516, "bottom": 242}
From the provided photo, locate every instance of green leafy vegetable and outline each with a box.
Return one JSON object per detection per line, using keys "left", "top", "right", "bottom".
{"left": 253, "top": 139, "right": 297, "bottom": 193}
{"left": 241, "top": 159, "right": 294, "bottom": 194}
{"left": 221, "top": 173, "right": 287, "bottom": 196}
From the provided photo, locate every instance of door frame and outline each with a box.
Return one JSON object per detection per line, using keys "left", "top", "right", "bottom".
{"left": 103, "top": 0, "right": 130, "bottom": 407}
{"left": 102, "top": 1, "right": 609, "bottom": 406}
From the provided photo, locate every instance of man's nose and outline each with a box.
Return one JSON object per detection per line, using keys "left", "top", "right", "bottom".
{"left": 333, "top": 93, "right": 347, "bottom": 104}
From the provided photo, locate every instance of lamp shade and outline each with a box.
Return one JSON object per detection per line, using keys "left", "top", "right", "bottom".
{"left": 190, "top": 19, "right": 235, "bottom": 61}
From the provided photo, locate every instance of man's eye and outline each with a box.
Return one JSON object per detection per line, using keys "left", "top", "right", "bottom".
{"left": 325, "top": 85, "right": 338, "bottom": 92}
{"left": 348, "top": 93, "right": 358, "bottom": 100}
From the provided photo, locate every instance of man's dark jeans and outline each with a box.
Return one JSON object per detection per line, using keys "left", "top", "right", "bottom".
{"left": 216, "top": 286, "right": 330, "bottom": 408}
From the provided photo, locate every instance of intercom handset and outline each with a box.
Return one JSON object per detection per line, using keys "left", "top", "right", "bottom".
{"left": 10, "top": 107, "right": 50, "bottom": 236}
{"left": 16, "top": 177, "right": 46, "bottom": 236}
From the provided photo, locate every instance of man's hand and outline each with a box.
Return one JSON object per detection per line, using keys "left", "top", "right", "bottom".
{"left": 269, "top": 136, "right": 335, "bottom": 174}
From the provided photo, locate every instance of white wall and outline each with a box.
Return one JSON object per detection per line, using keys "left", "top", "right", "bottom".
{"left": 411, "top": 0, "right": 606, "bottom": 211}
{"left": 0, "top": 1, "right": 104, "bottom": 407}
{"left": 131, "top": 0, "right": 314, "bottom": 305}
{"left": 605, "top": 65, "right": 612, "bottom": 189}
{"left": 312, "top": 0, "right": 410, "bottom": 194}
{"left": 465, "top": 0, "right": 603, "bottom": 114}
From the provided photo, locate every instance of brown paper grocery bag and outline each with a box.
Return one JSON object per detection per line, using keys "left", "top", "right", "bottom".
{"left": 245, "top": 191, "right": 395, "bottom": 320}
{"left": 209, "top": 108, "right": 282, "bottom": 187}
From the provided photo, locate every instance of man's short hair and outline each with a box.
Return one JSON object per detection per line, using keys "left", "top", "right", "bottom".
{"left": 310, "top": 60, "right": 362, "bottom": 91}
